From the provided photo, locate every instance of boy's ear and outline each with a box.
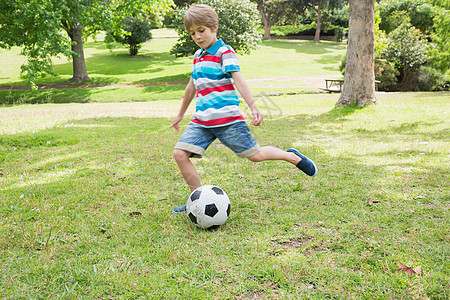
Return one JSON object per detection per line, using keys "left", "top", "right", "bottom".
{"left": 213, "top": 24, "right": 219, "bottom": 33}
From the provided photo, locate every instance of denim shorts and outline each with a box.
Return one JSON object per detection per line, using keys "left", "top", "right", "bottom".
{"left": 175, "top": 121, "right": 260, "bottom": 158}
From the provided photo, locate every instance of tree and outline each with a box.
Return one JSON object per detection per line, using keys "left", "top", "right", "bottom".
{"left": 314, "top": 0, "right": 323, "bottom": 41}
{"left": 254, "top": 0, "right": 347, "bottom": 41}
{"left": 0, "top": 0, "right": 173, "bottom": 88}
{"left": 109, "top": 17, "right": 153, "bottom": 56}
{"left": 302, "top": 0, "right": 348, "bottom": 42}
{"left": 427, "top": 0, "right": 450, "bottom": 9}
{"left": 257, "top": 0, "right": 284, "bottom": 40}
{"left": 256, "top": 0, "right": 306, "bottom": 40}
{"left": 378, "top": 0, "right": 436, "bottom": 33}
{"left": 170, "top": 0, "right": 261, "bottom": 57}
{"left": 429, "top": 6, "right": 450, "bottom": 73}
{"left": 336, "top": 0, "right": 376, "bottom": 106}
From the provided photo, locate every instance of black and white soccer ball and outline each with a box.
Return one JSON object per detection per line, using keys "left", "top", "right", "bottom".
{"left": 186, "top": 185, "right": 231, "bottom": 230}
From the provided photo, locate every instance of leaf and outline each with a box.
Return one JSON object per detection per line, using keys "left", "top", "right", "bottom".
{"left": 397, "top": 261, "right": 422, "bottom": 276}
{"left": 413, "top": 265, "right": 422, "bottom": 275}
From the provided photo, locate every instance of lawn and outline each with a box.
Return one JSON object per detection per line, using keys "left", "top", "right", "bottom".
{"left": 0, "top": 91, "right": 449, "bottom": 298}
{"left": 0, "top": 29, "right": 449, "bottom": 299}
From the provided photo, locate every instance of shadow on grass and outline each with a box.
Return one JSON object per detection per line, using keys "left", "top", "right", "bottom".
{"left": 134, "top": 73, "right": 190, "bottom": 84}
{"left": 0, "top": 88, "right": 94, "bottom": 105}
{"left": 354, "top": 122, "right": 449, "bottom": 140}
{"left": 0, "top": 80, "right": 187, "bottom": 104}
{"left": 263, "top": 39, "right": 346, "bottom": 55}
{"left": 291, "top": 103, "right": 364, "bottom": 125}
{"left": 52, "top": 51, "right": 185, "bottom": 77}
{"left": 142, "top": 84, "right": 186, "bottom": 95}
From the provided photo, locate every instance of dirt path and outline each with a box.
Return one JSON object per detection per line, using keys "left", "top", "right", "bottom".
{"left": 0, "top": 75, "right": 342, "bottom": 90}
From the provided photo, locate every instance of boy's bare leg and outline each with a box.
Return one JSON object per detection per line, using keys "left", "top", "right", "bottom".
{"left": 248, "top": 146, "right": 317, "bottom": 177}
{"left": 248, "top": 146, "right": 300, "bottom": 164}
{"left": 173, "top": 149, "right": 201, "bottom": 192}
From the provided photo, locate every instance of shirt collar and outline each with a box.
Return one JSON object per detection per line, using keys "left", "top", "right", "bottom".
{"left": 200, "top": 38, "right": 225, "bottom": 56}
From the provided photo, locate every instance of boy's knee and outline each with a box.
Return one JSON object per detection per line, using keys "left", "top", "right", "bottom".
{"left": 173, "top": 149, "right": 189, "bottom": 162}
{"left": 247, "top": 152, "right": 263, "bottom": 162}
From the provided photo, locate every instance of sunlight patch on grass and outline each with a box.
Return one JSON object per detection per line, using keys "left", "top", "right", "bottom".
{"left": 24, "top": 151, "right": 87, "bottom": 171}
{"left": 5, "top": 169, "right": 76, "bottom": 190}
{"left": 66, "top": 123, "right": 115, "bottom": 129}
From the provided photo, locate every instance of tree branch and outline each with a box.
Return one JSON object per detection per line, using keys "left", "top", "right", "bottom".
{"left": 82, "top": 29, "right": 98, "bottom": 39}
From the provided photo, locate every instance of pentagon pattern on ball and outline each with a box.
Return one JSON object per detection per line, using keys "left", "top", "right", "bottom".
{"left": 188, "top": 212, "right": 197, "bottom": 224}
{"left": 205, "top": 203, "right": 219, "bottom": 218}
{"left": 211, "top": 186, "right": 224, "bottom": 195}
{"left": 190, "top": 190, "right": 201, "bottom": 201}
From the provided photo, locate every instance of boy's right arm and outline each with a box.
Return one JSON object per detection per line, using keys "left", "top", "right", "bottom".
{"left": 170, "top": 78, "right": 196, "bottom": 131}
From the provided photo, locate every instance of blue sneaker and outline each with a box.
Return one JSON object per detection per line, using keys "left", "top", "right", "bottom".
{"left": 172, "top": 204, "right": 187, "bottom": 214}
{"left": 287, "top": 148, "right": 317, "bottom": 177}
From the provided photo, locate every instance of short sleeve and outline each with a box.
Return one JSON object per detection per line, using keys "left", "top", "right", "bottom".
{"left": 221, "top": 48, "right": 240, "bottom": 76}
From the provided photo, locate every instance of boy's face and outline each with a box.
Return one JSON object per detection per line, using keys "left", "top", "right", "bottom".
{"left": 188, "top": 24, "right": 218, "bottom": 50}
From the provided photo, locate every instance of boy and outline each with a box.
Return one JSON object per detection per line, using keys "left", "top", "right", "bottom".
{"left": 170, "top": 4, "right": 317, "bottom": 213}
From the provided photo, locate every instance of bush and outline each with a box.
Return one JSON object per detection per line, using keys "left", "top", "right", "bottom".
{"left": 382, "top": 19, "right": 430, "bottom": 90}
{"left": 374, "top": 59, "right": 399, "bottom": 91}
{"left": 108, "top": 17, "right": 152, "bottom": 56}
{"left": 334, "top": 26, "right": 346, "bottom": 42}
{"left": 429, "top": 7, "right": 450, "bottom": 73}
{"left": 270, "top": 24, "right": 316, "bottom": 36}
{"left": 339, "top": 52, "right": 346, "bottom": 75}
{"left": 170, "top": 0, "right": 261, "bottom": 57}
{"left": 269, "top": 24, "right": 344, "bottom": 37}
{"left": 416, "top": 66, "right": 449, "bottom": 91}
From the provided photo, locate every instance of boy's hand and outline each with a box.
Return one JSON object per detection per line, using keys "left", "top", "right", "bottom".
{"left": 170, "top": 115, "right": 183, "bottom": 131}
{"left": 251, "top": 108, "right": 263, "bottom": 126}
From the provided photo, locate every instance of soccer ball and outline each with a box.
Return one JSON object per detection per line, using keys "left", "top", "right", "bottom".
{"left": 186, "top": 185, "right": 231, "bottom": 230}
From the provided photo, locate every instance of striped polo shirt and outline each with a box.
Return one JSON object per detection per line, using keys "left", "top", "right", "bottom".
{"left": 191, "top": 39, "right": 245, "bottom": 128}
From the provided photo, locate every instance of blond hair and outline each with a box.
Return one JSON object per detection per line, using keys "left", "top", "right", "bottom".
{"left": 184, "top": 4, "right": 219, "bottom": 32}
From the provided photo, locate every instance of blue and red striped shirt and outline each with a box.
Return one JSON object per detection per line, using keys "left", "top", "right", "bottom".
{"left": 190, "top": 39, "right": 245, "bottom": 128}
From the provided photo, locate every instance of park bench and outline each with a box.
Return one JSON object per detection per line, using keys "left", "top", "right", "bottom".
{"left": 321, "top": 78, "right": 380, "bottom": 93}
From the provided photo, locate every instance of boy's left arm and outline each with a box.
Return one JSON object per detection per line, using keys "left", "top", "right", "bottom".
{"left": 231, "top": 71, "right": 263, "bottom": 126}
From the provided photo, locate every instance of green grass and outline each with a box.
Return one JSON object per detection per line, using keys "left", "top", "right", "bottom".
{"left": 0, "top": 92, "right": 449, "bottom": 298}
{"left": 0, "top": 29, "right": 346, "bottom": 105}
{"left": 0, "top": 28, "right": 448, "bottom": 298}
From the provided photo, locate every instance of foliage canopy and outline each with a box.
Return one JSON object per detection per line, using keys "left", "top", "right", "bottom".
{"left": 108, "top": 17, "right": 153, "bottom": 56}
{"left": 170, "top": 0, "right": 261, "bottom": 57}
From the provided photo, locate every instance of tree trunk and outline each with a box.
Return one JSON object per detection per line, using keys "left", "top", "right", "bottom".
{"left": 68, "top": 26, "right": 90, "bottom": 83}
{"left": 264, "top": 23, "right": 271, "bottom": 40}
{"left": 336, "top": 0, "right": 376, "bottom": 106}
{"left": 314, "top": 0, "right": 322, "bottom": 42}
{"left": 399, "top": 67, "right": 416, "bottom": 91}
{"left": 259, "top": 5, "right": 271, "bottom": 40}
